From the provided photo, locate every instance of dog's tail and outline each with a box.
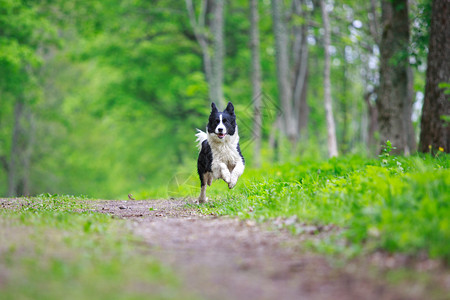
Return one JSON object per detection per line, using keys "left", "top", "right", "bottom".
{"left": 195, "top": 129, "right": 208, "bottom": 151}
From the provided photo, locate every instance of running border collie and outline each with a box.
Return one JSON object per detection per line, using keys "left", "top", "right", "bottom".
{"left": 195, "top": 102, "right": 245, "bottom": 203}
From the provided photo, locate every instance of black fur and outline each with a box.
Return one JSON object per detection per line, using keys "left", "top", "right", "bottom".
{"left": 197, "top": 140, "right": 213, "bottom": 186}
{"left": 237, "top": 143, "right": 245, "bottom": 165}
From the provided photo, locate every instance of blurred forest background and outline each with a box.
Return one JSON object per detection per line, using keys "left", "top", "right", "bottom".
{"left": 0, "top": 0, "right": 448, "bottom": 199}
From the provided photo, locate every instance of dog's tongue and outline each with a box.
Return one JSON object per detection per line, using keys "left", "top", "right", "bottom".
{"left": 217, "top": 133, "right": 226, "bottom": 139}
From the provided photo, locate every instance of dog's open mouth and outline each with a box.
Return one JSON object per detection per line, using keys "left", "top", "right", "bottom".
{"left": 217, "top": 133, "right": 226, "bottom": 139}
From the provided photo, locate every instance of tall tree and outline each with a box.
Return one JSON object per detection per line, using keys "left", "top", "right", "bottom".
{"left": 320, "top": 0, "right": 338, "bottom": 157}
{"left": 362, "top": 0, "right": 415, "bottom": 155}
{"left": 419, "top": 0, "right": 450, "bottom": 153}
{"left": 0, "top": 0, "right": 57, "bottom": 196}
{"left": 406, "top": 66, "right": 417, "bottom": 153}
{"left": 250, "top": 0, "right": 263, "bottom": 167}
{"left": 211, "top": 0, "right": 224, "bottom": 108}
{"left": 271, "top": 0, "right": 310, "bottom": 147}
{"left": 185, "top": 0, "right": 225, "bottom": 107}
{"left": 292, "top": 0, "right": 309, "bottom": 138}
{"left": 364, "top": 90, "right": 379, "bottom": 151}
{"left": 8, "top": 100, "right": 34, "bottom": 196}
{"left": 8, "top": 101, "right": 24, "bottom": 196}
{"left": 271, "top": 0, "right": 296, "bottom": 144}
{"left": 365, "top": 0, "right": 381, "bottom": 153}
{"left": 377, "top": 0, "right": 411, "bottom": 154}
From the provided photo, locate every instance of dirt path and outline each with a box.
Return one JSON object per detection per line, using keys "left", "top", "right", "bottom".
{"left": 92, "top": 199, "right": 437, "bottom": 300}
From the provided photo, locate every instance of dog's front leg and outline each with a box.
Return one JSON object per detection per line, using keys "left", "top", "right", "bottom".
{"left": 220, "top": 163, "right": 231, "bottom": 183}
{"left": 212, "top": 162, "right": 231, "bottom": 183}
{"left": 228, "top": 161, "right": 244, "bottom": 189}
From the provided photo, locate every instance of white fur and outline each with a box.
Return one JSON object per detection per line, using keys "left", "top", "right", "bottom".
{"left": 195, "top": 129, "right": 208, "bottom": 151}
{"left": 215, "top": 114, "right": 227, "bottom": 134}
{"left": 206, "top": 126, "right": 244, "bottom": 189}
{"left": 229, "top": 161, "right": 244, "bottom": 189}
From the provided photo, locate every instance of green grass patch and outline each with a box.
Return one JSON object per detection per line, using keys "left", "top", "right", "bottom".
{"left": 0, "top": 195, "right": 193, "bottom": 300}
{"left": 195, "top": 152, "right": 450, "bottom": 262}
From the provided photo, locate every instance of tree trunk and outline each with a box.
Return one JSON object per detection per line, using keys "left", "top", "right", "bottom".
{"left": 250, "top": 0, "right": 263, "bottom": 167}
{"left": 365, "top": 0, "right": 381, "bottom": 155}
{"left": 211, "top": 0, "right": 224, "bottom": 108}
{"left": 297, "top": 68, "right": 309, "bottom": 135}
{"left": 341, "top": 61, "right": 348, "bottom": 154}
{"left": 364, "top": 91, "right": 379, "bottom": 153}
{"left": 271, "top": 0, "right": 295, "bottom": 144}
{"left": 185, "top": 0, "right": 224, "bottom": 107}
{"left": 369, "top": 0, "right": 381, "bottom": 45}
{"left": 292, "top": 0, "right": 309, "bottom": 141}
{"left": 21, "top": 110, "right": 34, "bottom": 196}
{"left": 377, "top": 0, "right": 410, "bottom": 155}
{"left": 320, "top": 0, "right": 338, "bottom": 157}
{"left": 8, "top": 100, "right": 34, "bottom": 197}
{"left": 8, "top": 100, "right": 24, "bottom": 196}
{"left": 406, "top": 66, "right": 417, "bottom": 154}
{"left": 419, "top": 0, "right": 450, "bottom": 154}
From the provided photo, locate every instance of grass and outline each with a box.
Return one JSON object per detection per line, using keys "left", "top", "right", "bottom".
{"left": 1, "top": 150, "right": 449, "bottom": 298}
{"left": 0, "top": 194, "right": 192, "bottom": 300}
{"left": 190, "top": 150, "right": 450, "bottom": 263}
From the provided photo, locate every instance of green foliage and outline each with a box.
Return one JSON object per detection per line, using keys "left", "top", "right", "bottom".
{"left": 198, "top": 155, "right": 450, "bottom": 262}
{"left": 0, "top": 0, "right": 431, "bottom": 201}
{"left": 0, "top": 0, "right": 58, "bottom": 92}
{"left": 0, "top": 195, "right": 189, "bottom": 300}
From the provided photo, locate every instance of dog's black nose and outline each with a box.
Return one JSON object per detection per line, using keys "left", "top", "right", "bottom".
{"left": 218, "top": 128, "right": 223, "bottom": 133}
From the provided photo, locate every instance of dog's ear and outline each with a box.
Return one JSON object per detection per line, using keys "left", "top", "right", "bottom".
{"left": 211, "top": 102, "right": 218, "bottom": 113}
{"left": 225, "top": 102, "right": 234, "bottom": 114}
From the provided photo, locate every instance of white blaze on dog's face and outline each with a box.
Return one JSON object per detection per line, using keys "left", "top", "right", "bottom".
{"left": 207, "top": 102, "right": 236, "bottom": 141}
{"left": 215, "top": 115, "right": 227, "bottom": 138}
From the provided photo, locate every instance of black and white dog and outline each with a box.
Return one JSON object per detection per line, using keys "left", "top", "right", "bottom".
{"left": 195, "top": 102, "right": 245, "bottom": 203}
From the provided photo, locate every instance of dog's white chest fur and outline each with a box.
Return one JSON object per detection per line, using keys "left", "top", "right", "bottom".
{"left": 205, "top": 129, "right": 244, "bottom": 190}
{"left": 208, "top": 133, "right": 241, "bottom": 171}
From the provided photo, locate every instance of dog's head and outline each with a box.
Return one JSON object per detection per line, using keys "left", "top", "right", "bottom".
{"left": 207, "top": 102, "right": 236, "bottom": 140}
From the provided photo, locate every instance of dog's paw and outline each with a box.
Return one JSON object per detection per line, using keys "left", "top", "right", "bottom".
{"left": 197, "top": 197, "right": 208, "bottom": 204}
{"left": 222, "top": 174, "right": 231, "bottom": 184}
{"left": 228, "top": 180, "right": 237, "bottom": 189}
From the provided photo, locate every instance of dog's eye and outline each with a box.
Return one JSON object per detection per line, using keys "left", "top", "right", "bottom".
{"left": 215, "top": 119, "right": 220, "bottom": 123}
{"left": 223, "top": 118, "right": 228, "bottom": 123}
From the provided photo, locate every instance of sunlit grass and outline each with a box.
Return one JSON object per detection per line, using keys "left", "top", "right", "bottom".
{"left": 190, "top": 154, "right": 450, "bottom": 262}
